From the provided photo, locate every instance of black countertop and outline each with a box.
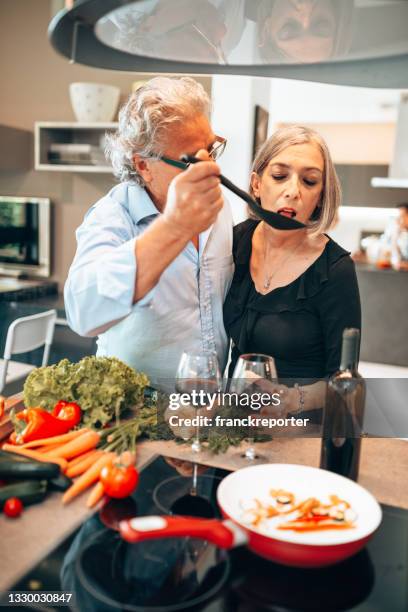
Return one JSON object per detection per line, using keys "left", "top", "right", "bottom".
{"left": 0, "top": 278, "right": 58, "bottom": 302}
{"left": 5, "top": 456, "right": 408, "bottom": 612}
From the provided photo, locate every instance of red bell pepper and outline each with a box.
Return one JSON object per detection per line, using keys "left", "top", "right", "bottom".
{"left": 52, "top": 401, "right": 82, "bottom": 428}
{"left": 13, "top": 402, "right": 82, "bottom": 444}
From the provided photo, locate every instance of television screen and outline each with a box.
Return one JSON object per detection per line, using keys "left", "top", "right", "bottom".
{"left": 0, "top": 197, "right": 50, "bottom": 277}
{"left": 0, "top": 201, "right": 40, "bottom": 265}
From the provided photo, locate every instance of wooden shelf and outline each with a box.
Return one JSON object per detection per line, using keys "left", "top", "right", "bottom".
{"left": 34, "top": 121, "right": 117, "bottom": 173}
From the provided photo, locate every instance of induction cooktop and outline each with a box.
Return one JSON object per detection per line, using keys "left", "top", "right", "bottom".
{"left": 5, "top": 456, "right": 408, "bottom": 612}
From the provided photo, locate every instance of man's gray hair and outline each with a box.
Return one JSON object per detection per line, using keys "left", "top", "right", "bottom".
{"left": 105, "top": 77, "right": 211, "bottom": 185}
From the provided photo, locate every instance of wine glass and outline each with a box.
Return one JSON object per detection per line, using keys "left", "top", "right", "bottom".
{"left": 230, "top": 353, "right": 277, "bottom": 461}
{"left": 175, "top": 350, "right": 222, "bottom": 500}
{"left": 175, "top": 350, "right": 222, "bottom": 454}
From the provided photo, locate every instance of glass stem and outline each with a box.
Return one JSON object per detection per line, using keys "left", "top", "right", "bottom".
{"left": 191, "top": 463, "right": 198, "bottom": 496}
{"left": 191, "top": 410, "right": 201, "bottom": 453}
{"left": 245, "top": 436, "right": 256, "bottom": 460}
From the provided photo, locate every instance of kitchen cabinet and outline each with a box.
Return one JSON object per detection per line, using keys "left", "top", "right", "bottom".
{"left": 34, "top": 122, "right": 117, "bottom": 173}
{"left": 279, "top": 122, "right": 395, "bottom": 165}
{"left": 269, "top": 80, "right": 401, "bottom": 124}
{"left": 268, "top": 81, "right": 402, "bottom": 165}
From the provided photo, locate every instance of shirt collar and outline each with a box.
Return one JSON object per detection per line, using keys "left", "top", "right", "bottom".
{"left": 128, "top": 184, "right": 160, "bottom": 225}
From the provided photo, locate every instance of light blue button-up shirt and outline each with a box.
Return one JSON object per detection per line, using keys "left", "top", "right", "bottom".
{"left": 64, "top": 182, "right": 234, "bottom": 388}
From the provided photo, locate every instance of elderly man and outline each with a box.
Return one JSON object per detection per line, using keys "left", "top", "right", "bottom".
{"left": 64, "top": 77, "right": 233, "bottom": 388}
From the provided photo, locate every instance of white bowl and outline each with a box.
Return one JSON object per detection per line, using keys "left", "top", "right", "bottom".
{"left": 69, "top": 82, "right": 120, "bottom": 122}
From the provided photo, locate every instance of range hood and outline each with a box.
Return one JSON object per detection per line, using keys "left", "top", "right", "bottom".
{"left": 372, "top": 93, "right": 408, "bottom": 188}
{"left": 49, "top": 0, "right": 408, "bottom": 88}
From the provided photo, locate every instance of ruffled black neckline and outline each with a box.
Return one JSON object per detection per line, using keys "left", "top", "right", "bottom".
{"left": 224, "top": 219, "right": 358, "bottom": 379}
{"left": 231, "top": 219, "right": 350, "bottom": 312}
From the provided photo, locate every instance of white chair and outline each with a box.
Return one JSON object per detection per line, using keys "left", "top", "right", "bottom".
{"left": 0, "top": 309, "right": 57, "bottom": 393}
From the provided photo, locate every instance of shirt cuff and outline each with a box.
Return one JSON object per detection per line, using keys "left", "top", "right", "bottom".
{"left": 96, "top": 236, "right": 155, "bottom": 309}
{"left": 96, "top": 237, "right": 136, "bottom": 310}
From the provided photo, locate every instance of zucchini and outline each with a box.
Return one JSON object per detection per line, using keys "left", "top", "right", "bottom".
{"left": 0, "top": 449, "right": 30, "bottom": 462}
{"left": 47, "top": 473, "right": 73, "bottom": 492}
{"left": 0, "top": 450, "right": 59, "bottom": 480}
{"left": 0, "top": 480, "right": 48, "bottom": 508}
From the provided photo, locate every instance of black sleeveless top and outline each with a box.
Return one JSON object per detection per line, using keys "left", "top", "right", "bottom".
{"left": 223, "top": 219, "right": 361, "bottom": 379}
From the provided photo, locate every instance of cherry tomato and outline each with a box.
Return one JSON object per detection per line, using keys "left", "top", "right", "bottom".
{"left": 3, "top": 497, "right": 23, "bottom": 518}
{"left": 100, "top": 463, "right": 139, "bottom": 499}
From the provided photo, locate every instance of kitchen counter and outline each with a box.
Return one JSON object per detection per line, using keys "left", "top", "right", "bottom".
{"left": 356, "top": 263, "right": 408, "bottom": 366}
{"left": 0, "top": 278, "right": 58, "bottom": 302}
{"left": 1, "top": 423, "right": 408, "bottom": 591}
{"left": 355, "top": 262, "right": 408, "bottom": 276}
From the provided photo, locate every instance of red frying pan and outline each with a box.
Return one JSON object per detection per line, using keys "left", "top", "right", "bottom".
{"left": 120, "top": 464, "right": 382, "bottom": 568}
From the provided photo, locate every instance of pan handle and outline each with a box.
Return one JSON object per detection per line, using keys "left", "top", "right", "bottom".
{"left": 119, "top": 515, "right": 247, "bottom": 549}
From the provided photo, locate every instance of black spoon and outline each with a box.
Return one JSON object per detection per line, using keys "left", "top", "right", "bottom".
{"left": 181, "top": 154, "right": 306, "bottom": 231}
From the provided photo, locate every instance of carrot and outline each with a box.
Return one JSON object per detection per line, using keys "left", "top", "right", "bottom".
{"left": 37, "top": 443, "right": 62, "bottom": 454}
{"left": 20, "top": 429, "right": 89, "bottom": 449}
{"left": 86, "top": 481, "right": 105, "bottom": 508}
{"left": 66, "top": 448, "right": 99, "bottom": 468}
{"left": 66, "top": 450, "right": 103, "bottom": 478}
{"left": 2, "top": 444, "right": 68, "bottom": 472}
{"left": 119, "top": 450, "right": 137, "bottom": 466}
{"left": 45, "top": 430, "right": 100, "bottom": 461}
{"left": 62, "top": 452, "right": 115, "bottom": 504}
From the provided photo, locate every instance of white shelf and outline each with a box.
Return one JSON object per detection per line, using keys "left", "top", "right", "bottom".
{"left": 36, "top": 164, "right": 113, "bottom": 173}
{"left": 371, "top": 177, "right": 408, "bottom": 188}
{"left": 34, "top": 122, "right": 118, "bottom": 173}
{"left": 36, "top": 121, "right": 118, "bottom": 129}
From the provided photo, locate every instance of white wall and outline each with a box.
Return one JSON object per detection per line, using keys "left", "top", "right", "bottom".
{"left": 211, "top": 75, "right": 271, "bottom": 224}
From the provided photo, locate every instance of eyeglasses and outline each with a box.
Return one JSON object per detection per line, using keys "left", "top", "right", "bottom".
{"left": 208, "top": 136, "right": 227, "bottom": 161}
{"left": 155, "top": 136, "right": 227, "bottom": 170}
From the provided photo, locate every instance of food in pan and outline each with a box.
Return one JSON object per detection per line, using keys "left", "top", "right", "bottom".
{"left": 240, "top": 488, "right": 357, "bottom": 533}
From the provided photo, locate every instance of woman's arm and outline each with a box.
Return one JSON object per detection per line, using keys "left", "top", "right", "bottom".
{"left": 318, "top": 255, "right": 362, "bottom": 376}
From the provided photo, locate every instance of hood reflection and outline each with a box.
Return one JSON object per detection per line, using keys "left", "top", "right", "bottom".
{"left": 95, "top": 0, "right": 408, "bottom": 66}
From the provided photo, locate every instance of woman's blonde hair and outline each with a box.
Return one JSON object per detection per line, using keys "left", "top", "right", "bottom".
{"left": 250, "top": 125, "right": 341, "bottom": 234}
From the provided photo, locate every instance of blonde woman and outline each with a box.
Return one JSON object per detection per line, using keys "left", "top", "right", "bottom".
{"left": 223, "top": 125, "right": 361, "bottom": 414}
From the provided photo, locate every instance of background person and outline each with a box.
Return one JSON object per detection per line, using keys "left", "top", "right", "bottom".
{"left": 391, "top": 203, "right": 408, "bottom": 272}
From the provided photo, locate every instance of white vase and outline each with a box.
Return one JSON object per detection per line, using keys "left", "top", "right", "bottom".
{"left": 69, "top": 82, "right": 120, "bottom": 122}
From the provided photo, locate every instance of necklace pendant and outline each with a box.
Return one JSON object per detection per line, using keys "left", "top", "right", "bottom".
{"left": 263, "top": 278, "right": 271, "bottom": 289}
